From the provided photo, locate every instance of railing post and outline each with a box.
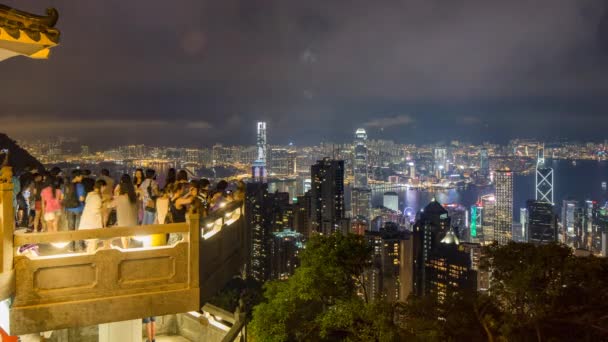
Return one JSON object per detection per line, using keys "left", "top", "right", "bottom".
{"left": 0, "top": 182, "right": 15, "bottom": 301}
{"left": 188, "top": 214, "right": 200, "bottom": 289}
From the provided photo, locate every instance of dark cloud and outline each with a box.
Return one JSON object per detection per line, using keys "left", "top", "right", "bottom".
{"left": 1, "top": 0, "right": 608, "bottom": 147}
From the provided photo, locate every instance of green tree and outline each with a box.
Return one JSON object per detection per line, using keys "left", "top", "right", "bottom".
{"left": 250, "top": 233, "right": 400, "bottom": 342}
{"left": 482, "top": 242, "right": 608, "bottom": 341}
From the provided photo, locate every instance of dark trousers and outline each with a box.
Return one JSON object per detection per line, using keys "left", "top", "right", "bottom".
{"left": 66, "top": 211, "right": 83, "bottom": 251}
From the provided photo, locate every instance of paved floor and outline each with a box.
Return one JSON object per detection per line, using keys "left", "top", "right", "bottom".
{"left": 143, "top": 336, "right": 191, "bottom": 342}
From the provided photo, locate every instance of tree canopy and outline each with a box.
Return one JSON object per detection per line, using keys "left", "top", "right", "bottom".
{"left": 249, "top": 233, "right": 400, "bottom": 342}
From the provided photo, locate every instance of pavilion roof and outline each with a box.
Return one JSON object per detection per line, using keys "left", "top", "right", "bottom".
{"left": 0, "top": 4, "right": 60, "bottom": 61}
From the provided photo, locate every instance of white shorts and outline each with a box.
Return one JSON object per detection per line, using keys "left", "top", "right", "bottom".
{"left": 44, "top": 211, "right": 61, "bottom": 221}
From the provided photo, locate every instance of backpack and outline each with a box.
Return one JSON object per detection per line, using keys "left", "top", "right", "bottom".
{"left": 62, "top": 183, "right": 80, "bottom": 209}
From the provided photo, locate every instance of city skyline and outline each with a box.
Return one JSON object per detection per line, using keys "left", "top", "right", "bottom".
{"left": 2, "top": 0, "right": 608, "bottom": 147}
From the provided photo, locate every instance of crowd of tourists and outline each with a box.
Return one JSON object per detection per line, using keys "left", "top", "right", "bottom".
{"left": 13, "top": 166, "right": 245, "bottom": 252}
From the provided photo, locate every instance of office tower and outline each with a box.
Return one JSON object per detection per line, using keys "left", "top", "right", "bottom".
{"left": 293, "top": 193, "right": 312, "bottom": 238}
{"left": 426, "top": 228, "right": 478, "bottom": 304}
{"left": 479, "top": 148, "right": 489, "bottom": 176}
{"left": 515, "top": 208, "right": 528, "bottom": 242}
{"left": 363, "top": 223, "right": 413, "bottom": 302}
{"left": 310, "top": 158, "right": 346, "bottom": 235}
{"left": 269, "top": 148, "right": 296, "bottom": 176}
{"left": 352, "top": 187, "right": 372, "bottom": 219}
{"left": 270, "top": 229, "right": 303, "bottom": 280}
{"left": 536, "top": 146, "right": 554, "bottom": 204}
{"left": 353, "top": 128, "right": 369, "bottom": 188}
{"left": 480, "top": 194, "right": 496, "bottom": 244}
{"left": 494, "top": 169, "right": 513, "bottom": 245}
{"left": 409, "top": 162, "right": 416, "bottom": 179}
{"left": 268, "top": 192, "right": 292, "bottom": 232}
{"left": 444, "top": 204, "right": 468, "bottom": 240}
{"left": 412, "top": 199, "right": 450, "bottom": 296}
{"left": 562, "top": 200, "right": 578, "bottom": 238}
{"left": 526, "top": 200, "right": 557, "bottom": 245}
{"left": 383, "top": 191, "right": 399, "bottom": 212}
{"left": 433, "top": 148, "right": 447, "bottom": 178}
{"left": 252, "top": 122, "right": 267, "bottom": 181}
{"left": 246, "top": 182, "right": 271, "bottom": 282}
{"left": 470, "top": 203, "right": 482, "bottom": 242}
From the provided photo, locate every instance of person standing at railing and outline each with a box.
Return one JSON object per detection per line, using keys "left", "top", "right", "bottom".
{"left": 40, "top": 176, "right": 63, "bottom": 233}
{"left": 111, "top": 174, "right": 138, "bottom": 248}
{"left": 141, "top": 169, "right": 160, "bottom": 226}
{"left": 98, "top": 168, "right": 115, "bottom": 227}
{"left": 133, "top": 168, "right": 144, "bottom": 224}
{"left": 64, "top": 170, "right": 86, "bottom": 252}
{"left": 79, "top": 179, "right": 107, "bottom": 253}
{"left": 31, "top": 172, "right": 45, "bottom": 232}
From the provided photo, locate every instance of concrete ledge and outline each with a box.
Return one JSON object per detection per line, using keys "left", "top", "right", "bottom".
{"left": 10, "top": 287, "right": 199, "bottom": 335}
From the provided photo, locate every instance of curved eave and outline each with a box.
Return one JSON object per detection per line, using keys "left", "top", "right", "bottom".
{"left": 0, "top": 27, "right": 58, "bottom": 61}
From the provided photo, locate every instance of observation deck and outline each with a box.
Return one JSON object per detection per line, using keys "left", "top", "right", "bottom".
{"left": 0, "top": 183, "right": 248, "bottom": 338}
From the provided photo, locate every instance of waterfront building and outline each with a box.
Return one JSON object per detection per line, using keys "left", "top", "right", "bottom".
{"left": 383, "top": 191, "right": 399, "bottom": 212}
{"left": 494, "top": 169, "right": 513, "bottom": 245}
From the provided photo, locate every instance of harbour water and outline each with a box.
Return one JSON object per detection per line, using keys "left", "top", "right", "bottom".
{"left": 369, "top": 159, "right": 608, "bottom": 217}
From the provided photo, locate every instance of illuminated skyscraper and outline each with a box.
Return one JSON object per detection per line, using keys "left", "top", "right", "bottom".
{"left": 353, "top": 128, "right": 369, "bottom": 188}
{"left": 352, "top": 188, "right": 372, "bottom": 219}
{"left": 480, "top": 194, "right": 496, "bottom": 244}
{"left": 433, "top": 148, "right": 447, "bottom": 178}
{"left": 536, "top": 146, "right": 553, "bottom": 204}
{"left": 352, "top": 128, "right": 371, "bottom": 223}
{"left": 252, "top": 121, "right": 267, "bottom": 181}
{"left": 363, "top": 223, "right": 413, "bottom": 302}
{"left": 412, "top": 199, "right": 450, "bottom": 296}
{"left": 310, "top": 158, "right": 346, "bottom": 235}
{"left": 479, "top": 148, "right": 489, "bottom": 177}
{"left": 562, "top": 200, "right": 578, "bottom": 237}
{"left": 470, "top": 203, "right": 482, "bottom": 242}
{"left": 526, "top": 200, "right": 557, "bottom": 245}
{"left": 494, "top": 169, "right": 514, "bottom": 245}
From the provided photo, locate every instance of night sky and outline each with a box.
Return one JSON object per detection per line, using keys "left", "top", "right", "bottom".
{"left": 2, "top": 0, "right": 608, "bottom": 147}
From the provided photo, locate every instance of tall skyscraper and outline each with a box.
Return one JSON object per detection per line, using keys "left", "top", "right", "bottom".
{"left": 363, "top": 223, "right": 413, "bottom": 303}
{"left": 310, "top": 158, "right": 346, "bottom": 235}
{"left": 252, "top": 121, "right": 267, "bottom": 181}
{"left": 352, "top": 188, "right": 372, "bottom": 219}
{"left": 526, "top": 200, "right": 557, "bottom": 245}
{"left": 470, "top": 203, "right": 482, "bottom": 242}
{"left": 412, "top": 199, "right": 450, "bottom": 296}
{"left": 516, "top": 208, "right": 528, "bottom": 242}
{"left": 479, "top": 148, "right": 489, "bottom": 177}
{"left": 270, "top": 229, "right": 303, "bottom": 280}
{"left": 433, "top": 148, "right": 447, "bottom": 178}
{"left": 353, "top": 128, "right": 369, "bottom": 188}
{"left": 494, "top": 169, "right": 514, "bottom": 245}
{"left": 480, "top": 194, "right": 496, "bottom": 244}
{"left": 352, "top": 128, "right": 371, "bottom": 224}
{"left": 246, "top": 182, "right": 271, "bottom": 281}
{"left": 536, "top": 146, "right": 554, "bottom": 204}
{"left": 562, "top": 200, "right": 578, "bottom": 237}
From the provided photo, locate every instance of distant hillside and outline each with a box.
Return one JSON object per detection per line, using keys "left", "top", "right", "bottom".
{"left": 0, "top": 133, "right": 43, "bottom": 174}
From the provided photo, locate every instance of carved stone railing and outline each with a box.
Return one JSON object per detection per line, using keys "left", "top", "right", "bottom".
{"left": 9, "top": 218, "right": 199, "bottom": 335}
{"left": 0, "top": 177, "right": 247, "bottom": 336}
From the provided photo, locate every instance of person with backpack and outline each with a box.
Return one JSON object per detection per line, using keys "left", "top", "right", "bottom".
{"left": 140, "top": 169, "right": 159, "bottom": 225}
{"left": 64, "top": 170, "right": 86, "bottom": 252}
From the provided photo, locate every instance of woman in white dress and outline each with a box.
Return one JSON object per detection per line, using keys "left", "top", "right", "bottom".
{"left": 79, "top": 179, "right": 107, "bottom": 253}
